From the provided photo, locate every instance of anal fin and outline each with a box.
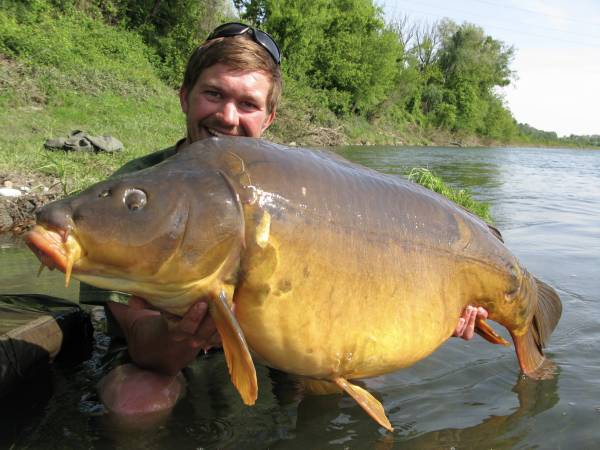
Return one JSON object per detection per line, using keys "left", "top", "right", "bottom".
{"left": 209, "top": 289, "right": 257, "bottom": 405}
{"left": 334, "top": 377, "right": 393, "bottom": 432}
{"left": 475, "top": 318, "right": 511, "bottom": 346}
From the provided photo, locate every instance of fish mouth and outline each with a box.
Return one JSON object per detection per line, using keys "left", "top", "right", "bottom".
{"left": 25, "top": 225, "right": 83, "bottom": 287}
{"left": 25, "top": 225, "right": 205, "bottom": 306}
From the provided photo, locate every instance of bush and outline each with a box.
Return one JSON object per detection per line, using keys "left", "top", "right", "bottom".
{"left": 0, "top": 5, "right": 164, "bottom": 101}
{"left": 408, "top": 168, "right": 493, "bottom": 223}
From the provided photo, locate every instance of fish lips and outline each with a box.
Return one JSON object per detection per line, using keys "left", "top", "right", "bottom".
{"left": 26, "top": 225, "right": 84, "bottom": 287}
{"left": 25, "top": 226, "right": 70, "bottom": 273}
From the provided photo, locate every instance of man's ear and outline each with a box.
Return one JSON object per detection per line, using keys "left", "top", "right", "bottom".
{"left": 179, "top": 86, "right": 189, "bottom": 114}
{"left": 262, "top": 109, "right": 276, "bottom": 132}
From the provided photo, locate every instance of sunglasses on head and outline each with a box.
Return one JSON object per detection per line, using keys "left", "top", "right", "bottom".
{"left": 207, "top": 22, "right": 281, "bottom": 65}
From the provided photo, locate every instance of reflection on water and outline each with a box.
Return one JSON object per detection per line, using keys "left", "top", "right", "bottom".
{"left": 2, "top": 145, "right": 600, "bottom": 448}
{"left": 395, "top": 373, "right": 561, "bottom": 449}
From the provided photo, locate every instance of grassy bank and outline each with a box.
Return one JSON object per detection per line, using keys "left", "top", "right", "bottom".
{"left": 0, "top": 5, "right": 186, "bottom": 192}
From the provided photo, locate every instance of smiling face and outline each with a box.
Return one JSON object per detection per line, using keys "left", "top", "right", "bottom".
{"left": 180, "top": 63, "right": 276, "bottom": 143}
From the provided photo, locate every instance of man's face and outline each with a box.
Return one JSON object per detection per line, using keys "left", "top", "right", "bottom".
{"left": 180, "top": 63, "right": 276, "bottom": 143}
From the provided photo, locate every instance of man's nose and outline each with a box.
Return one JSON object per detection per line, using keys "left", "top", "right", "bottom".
{"left": 219, "top": 101, "right": 239, "bottom": 126}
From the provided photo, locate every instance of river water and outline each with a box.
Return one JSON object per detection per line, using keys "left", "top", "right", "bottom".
{"left": 1, "top": 145, "right": 599, "bottom": 449}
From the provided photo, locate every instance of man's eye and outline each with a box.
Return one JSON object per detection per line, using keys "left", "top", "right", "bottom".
{"left": 242, "top": 101, "right": 258, "bottom": 110}
{"left": 205, "top": 90, "right": 221, "bottom": 98}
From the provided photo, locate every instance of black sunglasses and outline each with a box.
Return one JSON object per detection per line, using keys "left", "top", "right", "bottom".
{"left": 207, "top": 22, "right": 281, "bottom": 65}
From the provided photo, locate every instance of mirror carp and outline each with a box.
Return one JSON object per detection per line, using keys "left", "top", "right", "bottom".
{"left": 26, "top": 137, "right": 562, "bottom": 431}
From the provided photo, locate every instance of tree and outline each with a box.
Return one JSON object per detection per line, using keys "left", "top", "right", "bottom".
{"left": 435, "top": 20, "right": 515, "bottom": 133}
{"left": 238, "top": 0, "right": 403, "bottom": 116}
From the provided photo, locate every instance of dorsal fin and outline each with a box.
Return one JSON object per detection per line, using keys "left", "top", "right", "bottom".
{"left": 486, "top": 223, "right": 504, "bottom": 242}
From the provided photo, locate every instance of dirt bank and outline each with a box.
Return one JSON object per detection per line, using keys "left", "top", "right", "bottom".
{"left": 0, "top": 171, "right": 64, "bottom": 235}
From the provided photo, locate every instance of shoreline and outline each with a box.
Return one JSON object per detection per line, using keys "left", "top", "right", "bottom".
{"left": 0, "top": 172, "right": 63, "bottom": 235}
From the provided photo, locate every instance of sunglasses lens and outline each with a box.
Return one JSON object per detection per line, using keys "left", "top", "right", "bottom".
{"left": 206, "top": 22, "right": 281, "bottom": 65}
{"left": 255, "top": 30, "right": 281, "bottom": 64}
{"left": 208, "top": 22, "right": 248, "bottom": 39}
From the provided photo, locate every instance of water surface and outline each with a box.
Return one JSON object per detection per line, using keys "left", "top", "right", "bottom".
{"left": 2, "top": 145, "right": 599, "bottom": 449}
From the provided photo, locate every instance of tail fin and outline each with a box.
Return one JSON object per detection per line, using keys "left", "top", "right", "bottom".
{"left": 532, "top": 278, "right": 562, "bottom": 346}
{"left": 512, "top": 277, "right": 562, "bottom": 379}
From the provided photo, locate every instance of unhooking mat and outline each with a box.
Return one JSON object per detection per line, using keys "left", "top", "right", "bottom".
{"left": 0, "top": 294, "right": 93, "bottom": 397}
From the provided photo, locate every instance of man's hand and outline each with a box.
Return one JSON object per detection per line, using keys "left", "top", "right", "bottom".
{"left": 108, "top": 296, "right": 222, "bottom": 375}
{"left": 453, "top": 306, "right": 488, "bottom": 340}
{"left": 128, "top": 296, "right": 221, "bottom": 351}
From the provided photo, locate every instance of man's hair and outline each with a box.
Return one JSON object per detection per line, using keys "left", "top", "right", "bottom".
{"left": 182, "top": 35, "right": 282, "bottom": 113}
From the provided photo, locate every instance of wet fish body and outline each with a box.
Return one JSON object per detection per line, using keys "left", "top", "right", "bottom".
{"left": 26, "top": 137, "right": 561, "bottom": 431}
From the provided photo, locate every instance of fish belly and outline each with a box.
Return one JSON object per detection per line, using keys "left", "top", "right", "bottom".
{"left": 235, "top": 227, "right": 468, "bottom": 380}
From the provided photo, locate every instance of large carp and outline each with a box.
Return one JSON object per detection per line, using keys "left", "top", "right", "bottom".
{"left": 26, "top": 137, "right": 561, "bottom": 431}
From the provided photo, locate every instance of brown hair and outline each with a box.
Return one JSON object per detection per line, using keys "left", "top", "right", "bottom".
{"left": 182, "top": 35, "right": 282, "bottom": 113}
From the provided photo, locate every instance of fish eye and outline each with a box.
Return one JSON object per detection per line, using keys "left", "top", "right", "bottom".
{"left": 99, "top": 189, "right": 111, "bottom": 198}
{"left": 123, "top": 188, "right": 147, "bottom": 211}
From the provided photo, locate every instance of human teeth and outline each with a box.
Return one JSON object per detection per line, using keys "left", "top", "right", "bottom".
{"left": 207, "top": 128, "right": 225, "bottom": 137}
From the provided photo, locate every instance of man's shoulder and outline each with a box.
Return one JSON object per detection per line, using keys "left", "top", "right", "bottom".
{"left": 111, "top": 138, "right": 186, "bottom": 177}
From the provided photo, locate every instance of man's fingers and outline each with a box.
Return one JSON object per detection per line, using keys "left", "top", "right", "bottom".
{"left": 454, "top": 306, "right": 476, "bottom": 339}
{"left": 159, "top": 297, "right": 221, "bottom": 351}
{"left": 477, "top": 306, "right": 489, "bottom": 320}
{"left": 189, "top": 330, "right": 221, "bottom": 350}
{"left": 454, "top": 305, "right": 490, "bottom": 340}
{"left": 464, "top": 306, "right": 477, "bottom": 340}
{"left": 178, "top": 302, "right": 208, "bottom": 335}
{"left": 454, "top": 317, "right": 466, "bottom": 336}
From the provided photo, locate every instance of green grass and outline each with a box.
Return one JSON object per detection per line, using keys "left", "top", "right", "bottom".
{"left": 0, "top": 72, "right": 184, "bottom": 192}
{"left": 407, "top": 168, "right": 493, "bottom": 223}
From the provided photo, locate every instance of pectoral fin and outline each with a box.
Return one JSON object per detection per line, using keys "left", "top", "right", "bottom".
{"left": 333, "top": 377, "right": 393, "bottom": 432}
{"left": 209, "top": 289, "right": 257, "bottom": 405}
{"left": 475, "top": 318, "right": 511, "bottom": 346}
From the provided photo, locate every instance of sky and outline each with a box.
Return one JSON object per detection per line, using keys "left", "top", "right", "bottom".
{"left": 381, "top": 0, "right": 600, "bottom": 137}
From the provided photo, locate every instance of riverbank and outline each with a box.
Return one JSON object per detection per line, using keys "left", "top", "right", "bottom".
{"left": 0, "top": 171, "right": 63, "bottom": 234}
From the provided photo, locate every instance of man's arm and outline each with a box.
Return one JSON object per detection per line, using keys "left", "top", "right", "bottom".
{"left": 108, "top": 297, "right": 220, "bottom": 375}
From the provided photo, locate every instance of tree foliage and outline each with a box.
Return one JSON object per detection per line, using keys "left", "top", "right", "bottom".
{"left": 4, "top": 0, "right": 586, "bottom": 145}
{"left": 38, "top": 0, "right": 235, "bottom": 87}
{"left": 434, "top": 21, "right": 514, "bottom": 134}
{"left": 236, "top": 0, "right": 403, "bottom": 116}
{"left": 104, "top": 0, "right": 235, "bottom": 86}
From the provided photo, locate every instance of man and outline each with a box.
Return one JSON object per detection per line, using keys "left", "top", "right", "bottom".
{"left": 89, "top": 22, "right": 487, "bottom": 419}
